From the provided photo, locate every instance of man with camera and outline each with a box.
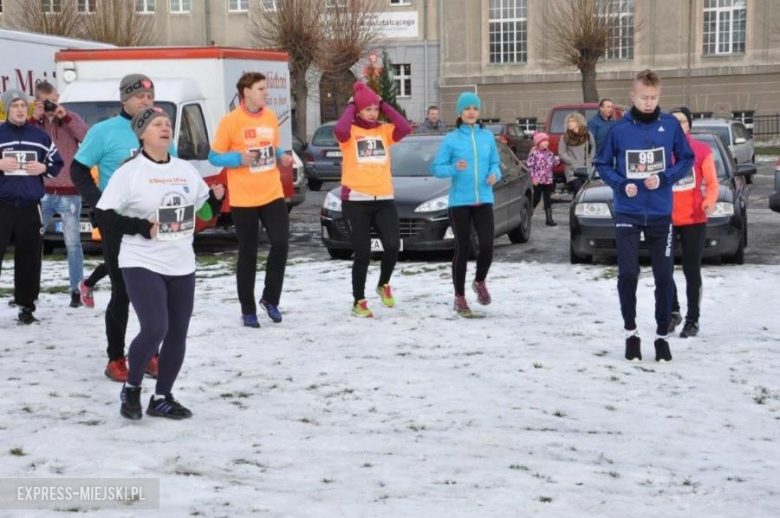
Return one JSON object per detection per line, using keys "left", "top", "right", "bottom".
{"left": 30, "top": 81, "right": 89, "bottom": 308}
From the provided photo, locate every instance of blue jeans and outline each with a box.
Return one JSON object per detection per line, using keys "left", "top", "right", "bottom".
{"left": 41, "top": 193, "right": 84, "bottom": 292}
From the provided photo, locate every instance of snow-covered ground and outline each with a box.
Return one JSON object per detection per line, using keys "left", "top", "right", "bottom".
{"left": 1, "top": 255, "right": 779, "bottom": 517}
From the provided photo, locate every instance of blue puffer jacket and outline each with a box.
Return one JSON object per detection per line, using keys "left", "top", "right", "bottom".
{"left": 0, "top": 121, "right": 63, "bottom": 207}
{"left": 595, "top": 109, "right": 694, "bottom": 225}
{"left": 430, "top": 124, "right": 501, "bottom": 207}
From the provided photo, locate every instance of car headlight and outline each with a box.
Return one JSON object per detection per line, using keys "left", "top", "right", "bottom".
{"left": 710, "top": 201, "right": 734, "bottom": 217}
{"left": 322, "top": 192, "right": 342, "bottom": 212}
{"left": 574, "top": 202, "right": 612, "bottom": 218}
{"left": 415, "top": 195, "right": 449, "bottom": 213}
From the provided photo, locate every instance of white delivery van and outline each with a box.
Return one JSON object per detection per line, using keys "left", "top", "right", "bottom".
{"left": 54, "top": 46, "right": 305, "bottom": 227}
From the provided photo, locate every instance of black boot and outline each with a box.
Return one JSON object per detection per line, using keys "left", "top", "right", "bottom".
{"left": 545, "top": 208, "right": 557, "bottom": 227}
{"left": 70, "top": 290, "right": 83, "bottom": 308}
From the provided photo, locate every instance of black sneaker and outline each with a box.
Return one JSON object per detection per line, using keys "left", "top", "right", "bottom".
{"left": 625, "top": 335, "right": 642, "bottom": 362}
{"left": 680, "top": 320, "right": 699, "bottom": 338}
{"left": 146, "top": 394, "right": 192, "bottom": 420}
{"left": 654, "top": 338, "right": 673, "bottom": 363}
{"left": 17, "top": 309, "right": 38, "bottom": 325}
{"left": 120, "top": 384, "right": 143, "bottom": 420}
{"left": 667, "top": 312, "right": 683, "bottom": 333}
{"left": 70, "top": 290, "right": 83, "bottom": 308}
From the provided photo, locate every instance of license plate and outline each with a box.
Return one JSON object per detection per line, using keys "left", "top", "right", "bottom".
{"left": 640, "top": 231, "right": 645, "bottom": 242}
{"left": 370, "top": 239, "right": 403, "bottom": 252}
{"left": 325, "top": 151, "right": 342, "bottom": 158}
{"left": 55, "top": 221, "right": 93, "bottom": 233}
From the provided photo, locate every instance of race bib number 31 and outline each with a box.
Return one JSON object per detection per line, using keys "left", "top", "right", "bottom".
{"left": 356, "top": 137, "right": 387, "bottom": 164}
{"left": 626, "top": 147, "right": 666, "bottom": 179}
{"left": 2, "top": 150, "right": 37, "bottom": 176}
{"left": 157, "top": 204, "right": 195, "bottom": 241}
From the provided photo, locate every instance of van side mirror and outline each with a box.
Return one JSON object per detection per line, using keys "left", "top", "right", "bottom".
{"left": 573, "top": 167, "right": 590, "bottom": 179}
{"left": 735, "top": 163, "right": 756, "bottom": 177}
{"left": 734, "top": 137, "right": 747, "bottom": 145}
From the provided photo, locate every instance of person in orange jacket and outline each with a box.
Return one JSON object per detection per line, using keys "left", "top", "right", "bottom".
{"left": 668, "top": 107, "right": 719, "bottom": 338}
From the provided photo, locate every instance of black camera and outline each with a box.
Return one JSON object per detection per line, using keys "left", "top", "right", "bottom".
{"left": 43, "top": 100, "right": 58, "bottom": 112}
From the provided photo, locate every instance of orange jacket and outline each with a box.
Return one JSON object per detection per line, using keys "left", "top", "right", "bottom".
{"left": 672, "top": 135, "right": 719, "bottom": 226}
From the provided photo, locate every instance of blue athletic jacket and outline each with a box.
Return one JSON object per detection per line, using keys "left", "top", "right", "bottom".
{"left": 430, "top": 124, "right": 501, "bottom": 207}
{"left": 594, "top": 110, "right": 694, "bottom": 225}
{"left": 0, "top": 120, "right": 63, "bottom": 207}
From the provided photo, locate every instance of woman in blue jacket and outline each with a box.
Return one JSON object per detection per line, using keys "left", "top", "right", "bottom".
{"left": 431, "top": 93, "right": 501, "bottom": 317}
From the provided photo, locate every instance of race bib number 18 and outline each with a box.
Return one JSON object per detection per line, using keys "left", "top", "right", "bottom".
{"left": 625, "top": 147, "right": 666, "bottom": 179}
{"left": 157, "top": 204, "right": 195, "bottom": 241}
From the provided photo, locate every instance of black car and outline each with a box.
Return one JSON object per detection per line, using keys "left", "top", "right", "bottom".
{"left": 483, "top": 122, "right": 534, "bottom": 160}
{"left": 770, "top": 161, "right": 780, "bottom": 213}
{"left": 570, "top": 133, "right": 754, "bottom": 264}
{"left": 320, "top": 134, "right": 534, "bottom": 259}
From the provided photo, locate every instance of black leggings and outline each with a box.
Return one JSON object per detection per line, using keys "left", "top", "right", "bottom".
{"left": 123, "top": 268, "right": 195, "bottom": 395}
{"left": 672, "top": 223, "right": 707, "bottom": 323}
{"left": 342, "top": 199, "right": 400, "bottom": 303}
{"left": 101, "top": 228, "right": 131, "bottom": 361}
{"left": 0, "top": 201, "right": 42, "bottom": 311}
{"left": 532, "top": 184, "right": 553, "bottom": 210}
{"left": 449, "top": 204, "right": 494, "bottom": 296}
{"left": 231, "top": 198, "right": 289, "bottom": 314}
{"left": 84, "top": 262, "right": 108, "bottom": 288}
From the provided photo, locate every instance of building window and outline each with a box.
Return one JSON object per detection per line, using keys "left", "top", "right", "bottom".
{"left": 228, "top": 0, "right": 250, "bottom": 12}
{"left": 392, "top": 64, "right": 412, "bottom": 98}
{"left": 77, "top": 0, "right": 96, "bottom": 12}
{"left": 262, "top": 0, "right": 277, "bottom": 11}
{"left": 390, "top": 0, "right": 413, "bottom": 5}
{"left": 0, "top": 0, "right": 4, "bottom": 14}
{"left": 326, "top": 0, "right": 347, "bottom": 8}
{"left": 516, "top": 117, "right": 537, "bottom": 133}
{"left": 703, "top": 0, "right": 746, "bottom": 55}
{"left": 170, "top": 0, "right": 190, "bottom": 13}
{"left": 488, "top": 0, "right": 527, "bottom": 64}
{"left": 136, "top": 0, "right": 155, "bottom": 13}
{"left": 602, "top": 0, "right": 634, "bottom": 60}
{"left": 42, "top": 0, "right": 62, "bottom": 13}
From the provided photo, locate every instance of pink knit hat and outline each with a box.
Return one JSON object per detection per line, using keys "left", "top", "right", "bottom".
{"left": 353, "top": 82, "right": 381, "bottom": 112}
{"left": 533, "top": 132, "right": 550, "bottom": 147}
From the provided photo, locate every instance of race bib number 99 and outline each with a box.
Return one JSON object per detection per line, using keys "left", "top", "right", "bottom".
{"left": 157, "top": 204, "right": 195, "bottom": 241}
{"left": 2, "top": 150, "right": 37, "bottom": 176}
{"left": 356, "top": 137, "right": 387, "bottom": 164}
{"left": 626, "top": 147, "right": 666, "bottom": 179}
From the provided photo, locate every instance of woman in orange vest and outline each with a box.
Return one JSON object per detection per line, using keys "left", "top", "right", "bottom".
{"left": 668, "top": 107, "right": 719, "bottom": 338}
{"left": 333, "top": 82, "right": 412, "bottom": 317}
{"left": 209, "top": 72, "right": 293, "bottom": 328}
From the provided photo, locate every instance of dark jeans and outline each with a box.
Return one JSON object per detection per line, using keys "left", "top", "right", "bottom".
{"left": 615, "top": 221, "right": 674, "bottom": 336}
{"left": 123, "top": 267, "right": 195, "bottom": 395}
{"left": 532, "top": 184, "right": 553, "bottom": 210}
{"left": 231, "top": 198, "right": 289, "bottom": 314}
{"left": 672, "top": 223, "right": 707, "bottom": 323}
{"left": 342, "top": 199, "right": 400, "bottom": 303}
{"left": 101, "top": 227, "right": 131, "bottom": 361}
{"left": 568, "top": 178, "right": 584, "bottom": 197}
{"left": 449, "top": 204, "right": 494, "bottom": 296}
{"left": 0, "top": 200, "right": 42, "bottom": 311}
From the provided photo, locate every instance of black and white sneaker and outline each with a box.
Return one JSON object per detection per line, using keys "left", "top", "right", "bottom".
{"left": 625, "top": 335, "right": 642, "bottom": 362}
{"left": 667, "top": 312, "right": 683, "bottom": 334}
{"left": 146, "top": 394, "right": 192, "bottom": 420}
{"left": 120, "top": 384, "right": 143, "bottom": 420}
{"left": 680, "top": 320, "right": 699, "bottom": 338}
{"left": 17, "top": 309, "right": 38, "bottom": 325}
{"left": 654, "top": 338, "right": 673, "bottom": 363}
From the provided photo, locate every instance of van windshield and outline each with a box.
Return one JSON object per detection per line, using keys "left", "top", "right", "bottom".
{"left": 550, "top": 109, "right": 598, "bottom": 133}
{"left": 62, "top": 102, "right": 177, "bottom": 129}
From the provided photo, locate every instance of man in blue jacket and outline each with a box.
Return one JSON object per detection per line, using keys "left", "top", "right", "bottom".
{"left": 0, "top": 89, "right": 64, "bottom": 324}
{"left": 595, "top": 69, "right": 694, "bottom": 364}
{"left": 587, "top": 98, "right": 615, "bottom": 154}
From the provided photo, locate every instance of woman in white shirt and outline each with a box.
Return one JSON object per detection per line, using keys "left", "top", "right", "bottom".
{"left": 96, "top": 107, "right": 225, "bottom": 421}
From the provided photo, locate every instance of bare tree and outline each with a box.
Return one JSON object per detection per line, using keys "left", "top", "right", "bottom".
{"left": 541, "top": 0, "right": 641, "bottom": 102}
{"left": 10, "top": 0, "right": 83, "bottom": 38}
{"left": 83, "top": 0, "right": 157, "bottom": 46}
{"left": 317, "top": 0, "right": 383, "bottom": 117}
{"left": 249, "top": 0, "right": 325, "bottom": 140}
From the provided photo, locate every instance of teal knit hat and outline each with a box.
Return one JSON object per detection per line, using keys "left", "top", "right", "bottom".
{"left": 456, "top": 92, "right": 481, "bottom": 116}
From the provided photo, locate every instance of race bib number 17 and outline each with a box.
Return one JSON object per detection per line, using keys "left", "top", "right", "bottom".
{"left": 157, "top": 204, "right": 195, "bottom": 241}
{"left": 625, "top": 147, "right": 666, "bottom": 179}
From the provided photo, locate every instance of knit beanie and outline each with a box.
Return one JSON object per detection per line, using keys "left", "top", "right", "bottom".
{"left": 670, "top": 106, "right": 693, "bottom": 128}
{"left": 131, "top": 107, "right": 169, "bottom": 140}
{"left": 120, "top": 74, "right": 155, "bottom": 103}
{"left": 1, "top": 89, "right": 28, "bottom": 112}
{"left": 353, "top": 82, "right": 381, "bottom": 112}
{"left": 456, "top": 92, "right": 481, "bottom": 116}
{"left": 533, "top": 132, "right": 550, "bottom": 147}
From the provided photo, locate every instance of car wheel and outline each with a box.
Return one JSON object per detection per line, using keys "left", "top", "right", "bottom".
{"left": 569, "top": 242, "right": 591, "bottom": 264}
{"left": 327, "top": 248, "right": 353, "bottom": 260}
{"left": 308, "top": 178, "right": 323, "bottom": 191}
{"left": 725, "top": 223, "right": 746, "bottom": 265}
{"left": 507, "top": 198, "right": 532, "bottom": 244}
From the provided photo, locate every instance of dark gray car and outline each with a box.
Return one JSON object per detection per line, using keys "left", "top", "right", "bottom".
{"left": 303, "top": 122, "right": 341, "bottom": 191}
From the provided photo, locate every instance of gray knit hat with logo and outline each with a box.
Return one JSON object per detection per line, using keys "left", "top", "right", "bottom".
{"left": 131, "top": 107, "right": 169, "bottom": 140}
{"left": 119, "top": 73, "right": 155, "bottom": 103}
{"left": 1, "top": 89, "right": 29, "bottom": 112}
